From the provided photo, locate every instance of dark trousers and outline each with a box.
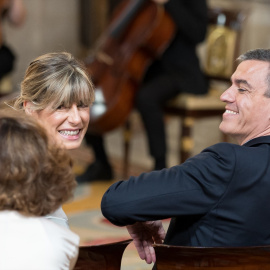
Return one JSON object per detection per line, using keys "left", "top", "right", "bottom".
{"left": 84, "top": 132, "right": 109, "bottom": 164}
{"left": 135, "top": 73, "right": 180, "bottom": 166}
{"left": 87, "top": 66, "right": 207, "bottom": 170}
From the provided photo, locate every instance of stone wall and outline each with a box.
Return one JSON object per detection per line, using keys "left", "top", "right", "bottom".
{"left": 3, "top": 0, "right": 80, "bottom": 91}
{"left": 3, "top": 0, "right": 270, "bottom": 91}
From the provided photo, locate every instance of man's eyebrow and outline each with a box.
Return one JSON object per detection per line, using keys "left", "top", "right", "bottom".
{"left": 234, "top": 79, "right": 253, "bottom": 89}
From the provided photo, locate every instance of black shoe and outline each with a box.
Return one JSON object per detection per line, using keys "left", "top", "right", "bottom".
{"left": 76, "top": 161, "right": 113, "bottom": 184}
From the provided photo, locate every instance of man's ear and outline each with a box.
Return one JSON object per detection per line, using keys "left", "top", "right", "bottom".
{"left": 23, "top": 101, "right": 34, "bottom": 115}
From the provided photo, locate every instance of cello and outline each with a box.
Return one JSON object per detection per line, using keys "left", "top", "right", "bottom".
{"left": 85, "top": 0, "right": 176, "bottom": 134}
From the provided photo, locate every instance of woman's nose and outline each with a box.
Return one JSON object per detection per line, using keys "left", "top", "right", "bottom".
{"left": 68, "top": 104, "right": 81, "bottom": 124}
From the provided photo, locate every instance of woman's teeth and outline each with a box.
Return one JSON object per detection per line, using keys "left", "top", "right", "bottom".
{"left": 59, "top": 130, "right": 79, "bottom": 136}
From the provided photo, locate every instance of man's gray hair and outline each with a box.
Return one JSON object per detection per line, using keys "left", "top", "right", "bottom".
{"left": 238, "top": 49, "right": 270, "bottom": 97}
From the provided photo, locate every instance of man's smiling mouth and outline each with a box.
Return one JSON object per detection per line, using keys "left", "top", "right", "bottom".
{"left": 225, "top": 109, "right": 239, "bottom": 115}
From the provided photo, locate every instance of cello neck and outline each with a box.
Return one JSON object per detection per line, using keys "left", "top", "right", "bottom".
{"left": 109, "top": 0, "right": 146, "bottom": 39}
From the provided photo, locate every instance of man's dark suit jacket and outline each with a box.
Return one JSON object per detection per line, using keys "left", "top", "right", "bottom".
{"left": 102, "top": 136, "right": 270, "bottom": 247}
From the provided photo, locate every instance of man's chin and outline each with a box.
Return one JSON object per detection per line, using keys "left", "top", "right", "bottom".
{"left": 219, "top": 122, "right": 231, "bottom": 137}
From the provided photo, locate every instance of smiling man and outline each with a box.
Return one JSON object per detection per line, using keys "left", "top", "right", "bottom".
{"left": 101, "top": 49, "right": 270, "bottom": 265}
{"left": 220, "top": 55, "right": 270, "bottom": 144}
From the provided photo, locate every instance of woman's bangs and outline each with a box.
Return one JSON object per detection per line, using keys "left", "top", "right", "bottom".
{"left": 50, "top": 79, "right": 93, "bottom": 110}
{"left": 71, "top": 78, "right": 93, "bottom": 106}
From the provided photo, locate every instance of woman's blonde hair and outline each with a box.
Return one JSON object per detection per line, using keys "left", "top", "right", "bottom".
{"left": 0, "top": 109, "right": 76, "bottom": 216}
{"left": 12, "top": 51, "right": 94, "bottom": 111}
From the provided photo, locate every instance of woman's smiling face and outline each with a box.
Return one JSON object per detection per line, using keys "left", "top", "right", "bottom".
{"left": 25, "top": 102, "right": 90, "bottom": 150}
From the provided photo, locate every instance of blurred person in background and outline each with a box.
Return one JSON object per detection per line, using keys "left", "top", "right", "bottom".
{"left": 0, "top": 0, "right": 26, "bottom": 81}
{"left": 77, "top": 0, "right": 208, "bottom": 183}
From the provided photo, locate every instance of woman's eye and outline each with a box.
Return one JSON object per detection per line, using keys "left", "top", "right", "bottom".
{"left": 78, "top": 102, "right": 88, "bottom": 108}
{"left": 57, "top": 105, "right": 66, "bottom": 110}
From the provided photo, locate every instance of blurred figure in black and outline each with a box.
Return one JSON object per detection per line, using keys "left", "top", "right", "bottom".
{"left": 77, "top": 0, "right": 208, "bottom": 183}
{"left": 0, "top": 0, "right": 26, "bottom": 81}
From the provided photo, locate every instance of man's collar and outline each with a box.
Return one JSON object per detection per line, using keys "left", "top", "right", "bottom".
{"left": 244, "top": 136, "right": 270, "bottom": 147}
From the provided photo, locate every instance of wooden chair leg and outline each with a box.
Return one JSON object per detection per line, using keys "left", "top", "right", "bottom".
{"left": 180, "top": 117, "right": 194, "bottom": 163}
{"left": 123, "top": 119, "right": 131, "bottom": 179}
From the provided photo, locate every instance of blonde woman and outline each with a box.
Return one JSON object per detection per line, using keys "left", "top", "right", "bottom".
{"left": 9, "top": 51, "right": 95, "bottom": 227}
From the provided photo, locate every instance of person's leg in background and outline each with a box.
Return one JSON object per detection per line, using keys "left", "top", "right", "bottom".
{"left": 76, "top": 133, "right": 113, "bottom": 183}
{"left": 135, "top": 74, "right": 179, "bottom": 171}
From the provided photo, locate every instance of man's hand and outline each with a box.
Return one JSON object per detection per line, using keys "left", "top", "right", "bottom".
{"left": 126, "top": 220, "right": 166, "bottom": 264}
